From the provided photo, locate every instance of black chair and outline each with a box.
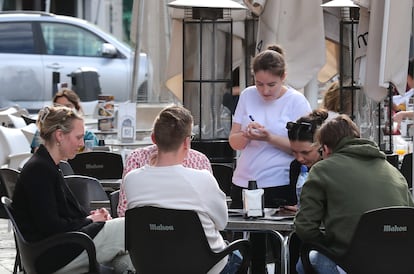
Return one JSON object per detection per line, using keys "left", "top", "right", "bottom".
{"left": 64, "top": 175, "right": 110, "bottom": 212}
{"left": 0, "top": 168, "right": 21, "bottom": 273}
{"left": 125, "top": 206, "right": 251, "bottom": 274}
{"left": 68, "top": 151, "right": 123, "bottom": 180}
{"left": 400, "top": 153, "right": 412, "bottom": 189}
{"left": 300, "top": 206, "right": 414, "bottom": 274}
{"left": 211, "top": 163, "right": 234, "bottom": 196}
{"left": 0, "top": 167, "right": 20, "bottom": 199}
{"left": 386, "top": 153, "right": 399, "bottom": 169}
{"left": 59, "top": 160, "right": 75, "bottom": 176}
{"left": 109, "top": 190, "right": 120, "bottom": 218}
{"left": 0, "top": 169, "right": 12, "bottom": 218}
{"left": 287, "top": 232, "right": 302, "bottom": 274}
{"left": 1, "top": 196, "right": 113, "bottom": 274}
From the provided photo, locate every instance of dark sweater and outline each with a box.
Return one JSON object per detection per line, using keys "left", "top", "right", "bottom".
{"left": 12, "top": 145, "right": 104, "bottom": 273}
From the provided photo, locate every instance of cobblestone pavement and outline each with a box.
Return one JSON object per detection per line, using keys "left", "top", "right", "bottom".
{"left": 0, "top": 219, "right": 16, "bottom": 273}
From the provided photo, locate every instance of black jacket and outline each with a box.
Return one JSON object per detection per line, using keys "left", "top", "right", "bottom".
{"left": 13, "top": 145, "right": 104, "bottom": 273}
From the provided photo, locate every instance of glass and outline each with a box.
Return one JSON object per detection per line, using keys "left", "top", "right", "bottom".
{"left": 84, "top": 139, "right": 94, "bottom": 152}
{"left": 395, "top": 143, "right": 408, "bottom": 161}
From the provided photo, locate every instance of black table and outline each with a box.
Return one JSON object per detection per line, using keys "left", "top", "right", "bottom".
{"left": 100, "top": 178, "right": 122, "bottom": 192}
{"left": 225, "top": 209, "right": 295, "bottom": 274}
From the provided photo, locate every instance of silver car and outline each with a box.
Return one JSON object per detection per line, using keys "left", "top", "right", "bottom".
{"left": 0, "top": 11, "right": 150, "bottom": 111}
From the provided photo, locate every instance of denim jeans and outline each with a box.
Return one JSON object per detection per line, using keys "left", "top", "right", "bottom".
{"left": 296, "top": 250, "right": 344, "bottom": 274}
{"left": 220, "top": 250, "right": 243, "bottom": 274}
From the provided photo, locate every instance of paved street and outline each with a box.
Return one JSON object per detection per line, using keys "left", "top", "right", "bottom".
{"left": 0, "top": 219, "right": 16, "bottom": 273}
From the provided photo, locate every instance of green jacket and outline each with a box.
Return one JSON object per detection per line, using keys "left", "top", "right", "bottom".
{"left": 295, "top": 137, "right": 414, "bottom": 256}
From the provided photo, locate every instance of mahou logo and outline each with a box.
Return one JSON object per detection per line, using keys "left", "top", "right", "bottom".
{"left": 383, "top": 225, "right": 408, "bottom": 232}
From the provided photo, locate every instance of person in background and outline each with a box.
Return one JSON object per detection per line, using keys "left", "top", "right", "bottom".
{"left": 393, "top": 58, "right": 414, "bottom": 126}
{"left": 124, "top": 105, "right": 241, "bottom": 273}
{"left": 295, "top": 114, "right": 414, "bottom": 274}
{"left": 321, "top": 81, "right": 352, "bottom": 121}
{"left": 223, "top": 67, "right": 241, "bottom": 115}
{"left": 117, "top": 143, "right": 212, "bottom": 217}
{"left": 286, "top": 109, "right": 328, "bottom": 211}
{"left": 12, "top": 106, "right": 134, "bottom": 274}
{"left": 31, "top": 88, "right": 98, "bottom": 152}
{"left": 229, "top": 44, "right": 311, "bottom": 209}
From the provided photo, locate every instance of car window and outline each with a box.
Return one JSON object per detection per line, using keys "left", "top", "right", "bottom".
{"left": 0, "top": 22, "right": 35, "bottom": 54}
{"left": 40, "top": 22, "right": 105, "bottom": 57}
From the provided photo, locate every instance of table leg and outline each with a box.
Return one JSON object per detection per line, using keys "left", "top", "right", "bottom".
{"left": 250, "top": 233, "right": 266, "bottom": 274}
{"left": 248, "top": 230, "right": 285, "bottom": 274}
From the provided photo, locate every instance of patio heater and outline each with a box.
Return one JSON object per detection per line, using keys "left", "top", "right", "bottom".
{"left": 168, "top": 0, "right": 246, "bottom": 165}
{"left": 322, "top": 0, "right": 360, "bottom": 119}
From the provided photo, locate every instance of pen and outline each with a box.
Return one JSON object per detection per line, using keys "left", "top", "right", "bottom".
{"left": 249, "top": 115, "right": 255, "bottom": 121}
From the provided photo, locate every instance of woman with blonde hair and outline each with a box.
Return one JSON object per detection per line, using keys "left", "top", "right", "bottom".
{"left": 322, "top": 81, "right": 352, "bottom": 120}
{"left": 13, "top": 106, "right": 134, "bottom": 273}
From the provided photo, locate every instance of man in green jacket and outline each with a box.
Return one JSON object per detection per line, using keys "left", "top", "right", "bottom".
{"left": 295, "top": 114, "right": 414, "bottom": 274}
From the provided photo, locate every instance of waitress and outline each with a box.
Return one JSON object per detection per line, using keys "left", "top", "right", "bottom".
{"left": 229, "top": 44, "right": 311, "bottom": 209}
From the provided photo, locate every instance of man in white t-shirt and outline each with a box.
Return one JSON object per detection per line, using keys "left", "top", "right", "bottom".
{"left": 124, "top": 105, "right": 240, "bottom": 274}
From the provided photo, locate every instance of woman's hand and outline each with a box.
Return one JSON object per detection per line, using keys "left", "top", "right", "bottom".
{"left": 280, "top": 205, "right": 298, "bottom": 213}
{"left": 244, "top": 122, "right": 269, "bottom": 141}
{"left": 393, "top": 111, "right": 414, "bottom": 129}
{"left": 88, "top": 208, "right": 112, "bottom": 222}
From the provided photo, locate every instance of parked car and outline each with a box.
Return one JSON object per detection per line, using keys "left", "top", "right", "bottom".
{"left": 0, "top": 11, "right": 151, "bottom": 112}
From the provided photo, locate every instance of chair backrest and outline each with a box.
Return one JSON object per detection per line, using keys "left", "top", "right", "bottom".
{"left": 64, "top": 175, "right": 109, "bottom": 212}
{"left": 125, "top": 206, "right": 227, "bottom": 274}
{"left": 20, "top": 123, "right": 38, "bottom": 144}
{"left": 68, "top": 151, "right": 123, "bottom": 180}
{"left": 400, "top": 153, "right": 412, "bottom": 189}
{"left": 109, "top": 190, "right": 119, "bottom": 218}
{"left": 342, "top": 206, "right": 414, "bottom": 274}
{"left": 0, "top": 107, "right": 19, "bottom": 127}
{"left": 386, "top": 154, "right": 399, "bottom": 169}
{"left": 0, "top": 168, "right": 17, "bottom": 219}
{"left": 0, "top": 126, "right": 32, "bottom": 168}
{"left": 287, "top": 231, "right": 302, "bottom": 274}
{"left": 0, "top": 168, "right": 20, "bottom": 198}
{"left": 59, "top": 161, "right": 75, "bottom": 176}
{"left": 8, "top": 114, "right": 26, "bottom": 128}
{"left": 211, "top": 163, "right": 233, "bottom": 196}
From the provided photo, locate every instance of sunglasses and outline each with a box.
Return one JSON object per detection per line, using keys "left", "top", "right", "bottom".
{"left": 318, "top": 145, "right": 324, "bottom": 157}
{"left": 286, "top": 121, "right": 313, "bottom": 132}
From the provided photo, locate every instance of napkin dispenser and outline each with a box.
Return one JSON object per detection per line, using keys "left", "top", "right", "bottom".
{"left": 242, "top": 180, "right": 264, "bottom": 218}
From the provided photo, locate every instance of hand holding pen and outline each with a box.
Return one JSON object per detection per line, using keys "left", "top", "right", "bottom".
{"left": 247, "top": 115, "right": 263, "bottom": 135}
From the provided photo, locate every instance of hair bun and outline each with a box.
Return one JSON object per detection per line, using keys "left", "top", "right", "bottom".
{"left": 266, "top": 44, "right": 284, "bottom": 56}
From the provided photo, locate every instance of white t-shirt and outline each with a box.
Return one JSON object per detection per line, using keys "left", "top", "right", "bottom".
{"left": 232, "top": 85, "right": 312, "bottom": 188}
{"left": 124, "top": 164, "right": 228, "bottom": 273}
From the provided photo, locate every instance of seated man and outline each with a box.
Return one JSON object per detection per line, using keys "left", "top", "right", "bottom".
{"left": 295, "top": 114, "right": 414, "bottom": 274}
{"left": 117, "top": 144, "right": 212, "bottom": 217}
{"left": 124, "top": 105, "right": 240, "bottom": 273}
